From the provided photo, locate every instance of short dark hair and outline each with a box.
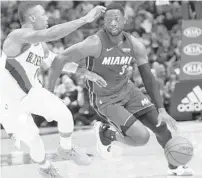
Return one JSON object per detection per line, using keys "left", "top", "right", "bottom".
{"left": 106, "top": 3, "right": 125, "bottom": 15}
{"left": 18, "top": 2, "right": 39, "bottom": 24}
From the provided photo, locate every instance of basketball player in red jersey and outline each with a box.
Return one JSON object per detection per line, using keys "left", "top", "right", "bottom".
{"left": 48, "top": 3, "right": 193, "bottom": 176}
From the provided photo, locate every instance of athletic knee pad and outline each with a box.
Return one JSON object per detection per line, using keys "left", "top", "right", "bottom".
{"left": 124, "top": 118, "right": 150, "bottom": 146}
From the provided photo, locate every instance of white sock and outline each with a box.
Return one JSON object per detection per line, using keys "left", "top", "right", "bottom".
{"left": 38, "top": 160, "right": 51, "bottom": 169}
{"left": 60, "top": 135, "right": 72, "bottom": 150}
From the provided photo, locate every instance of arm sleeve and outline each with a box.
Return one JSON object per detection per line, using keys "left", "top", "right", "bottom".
{"left": 138, "top": 63, "right": 164, "bottom": 109}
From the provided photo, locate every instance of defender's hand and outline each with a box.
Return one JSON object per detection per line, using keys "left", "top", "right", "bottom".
{"left": 156, "top": 108, "right": 178, "bottom": 132}
{"left": 83, "top": 6, "right": 106, "bottom": 23}
{"left": 85, "top": 71, "right": 107, "bottom": 88}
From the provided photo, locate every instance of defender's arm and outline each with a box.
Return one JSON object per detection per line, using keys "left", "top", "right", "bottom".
{"left": 12, "top": 6, "right": 105, "bottom": 44}
{"left": 41, "top": 43, "right": 97, "bottom": 78}
{"left": 48, "top": 35, "right": 102, "bottom": 92}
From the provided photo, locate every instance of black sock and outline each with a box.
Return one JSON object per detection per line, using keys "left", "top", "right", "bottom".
{"left": 101, "top": 128, "right": 117, "bottom": 146}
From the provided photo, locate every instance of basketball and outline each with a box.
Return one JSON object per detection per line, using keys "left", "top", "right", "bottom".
{"left": 164, "top": 137, "right": 193, "bottom": 166}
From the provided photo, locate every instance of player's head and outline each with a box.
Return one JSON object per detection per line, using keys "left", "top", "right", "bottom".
{"left": 104, "top": 3, "right": 125, "bottom": 36}
{"left": 18, "top": 2, "right": 48, "bottom": 30}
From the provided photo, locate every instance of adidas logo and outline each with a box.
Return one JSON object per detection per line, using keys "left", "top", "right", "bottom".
{"left": 177, "top": 85, "right": 202, "bottom": 112}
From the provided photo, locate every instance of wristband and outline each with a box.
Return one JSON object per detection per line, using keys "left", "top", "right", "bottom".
{"left": 63, "top": 62, "right": 79, "bottom": 73}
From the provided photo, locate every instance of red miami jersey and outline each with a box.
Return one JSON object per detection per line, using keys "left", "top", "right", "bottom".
{"left": 86, "top": 29, "right": 135, "bottom": 97}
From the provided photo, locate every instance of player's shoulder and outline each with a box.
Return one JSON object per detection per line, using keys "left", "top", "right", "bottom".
{"left": 3, "top": 28, "right": 33, "bottom": 56}
{"left": 3, "top": 29, "right": 20, "bottom": 43}
{"left": 2, "top": 29, "right": 20, "bottom": 53}
{"left": 128, "top": 34, "right": 146, "bottom": 52}
{"left": 83, "top": 35, "right": 102, "bottom": 58}
{"left": 84, "top": 34, "right": 102, "bottom": 50}
{"left": 86, "top": 34, "right": 101, "bottom": 45}
{"left": 4, "top": 28, "right": 33, "bottom": 45}
{"left": 7, "top": 28, "right": 34, "bottom": 39}
{"left": 128, "top": 34, "right": 144, "bottom": 46}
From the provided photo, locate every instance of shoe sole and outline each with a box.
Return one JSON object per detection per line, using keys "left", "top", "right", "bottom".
{"left": 168, "top": 169, "right": 194, "bottom": 176}
{"left": 93, "top": 121, "right": 102, "bottom": 155}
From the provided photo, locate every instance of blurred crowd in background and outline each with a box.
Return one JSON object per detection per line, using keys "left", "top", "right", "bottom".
{"left": 1, "top": 1, "right": 199, "bottom": 127}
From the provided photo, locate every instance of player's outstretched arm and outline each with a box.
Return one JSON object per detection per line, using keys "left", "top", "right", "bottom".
{"left": 47, "top": 35, "right": 101, "bottom": 92}
{"left": 15, "top": 6, "right": 106, "bottom": 44}
{"left": 131, "top": 36, "right": 178, "bottom": 131}
{"left": 40, "top": 41, "right": 106, "bottom": 88}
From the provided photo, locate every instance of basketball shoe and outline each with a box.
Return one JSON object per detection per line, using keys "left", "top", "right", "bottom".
{"left": 95, "top": 121, "right": 194, "bottom": 176}
{"left": 94, "top": 121, "right": 113, "bottom": 159}
{"left": 58, "top": 147, "right": 92, "bottom": 165}
{"left": 168, "top": 165, "right": 194, "bottom": 176}
{"left": 39, "top": 163, "right": 62, "bottom": 178}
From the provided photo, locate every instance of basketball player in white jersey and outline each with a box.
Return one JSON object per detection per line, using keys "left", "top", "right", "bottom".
{"left": 1, "top": 2, "right": 106, "bottom": 177}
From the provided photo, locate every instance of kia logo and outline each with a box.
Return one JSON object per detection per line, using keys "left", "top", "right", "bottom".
{"left": 183, "top": 44, "right": 202, "bottom": 55}
{"left": 184, "top": 27, "right": 202, "bottom": 37}
{"left": 183, "top": 62, "right": 202, "bottom": 75}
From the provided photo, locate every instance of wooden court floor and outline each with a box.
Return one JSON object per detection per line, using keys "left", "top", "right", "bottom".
{"left": 1, "top": 121, "right": 202, "bottom": 178}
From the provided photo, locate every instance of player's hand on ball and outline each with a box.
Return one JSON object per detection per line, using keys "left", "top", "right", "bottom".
{"left": 156, "top": 108, "right": 178, "bottom": 132}
{"left": 83, "top": 5, "right": 106, "bottom": 23}
{"left": 84, "top": 71, "right": 107, "bottom": 88}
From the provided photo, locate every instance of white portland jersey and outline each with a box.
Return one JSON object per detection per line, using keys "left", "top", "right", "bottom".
{"left": 5, "top": 43, "right": 45, "bottom": 93}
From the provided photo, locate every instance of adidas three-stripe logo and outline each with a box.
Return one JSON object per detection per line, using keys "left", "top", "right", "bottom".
{"left": 177, "top": 85, "right": 202, "bottom": 112}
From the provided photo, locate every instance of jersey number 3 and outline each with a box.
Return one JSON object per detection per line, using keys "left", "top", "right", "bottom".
{"left": 119, "top": 65, "right": 127, "bottom": 75}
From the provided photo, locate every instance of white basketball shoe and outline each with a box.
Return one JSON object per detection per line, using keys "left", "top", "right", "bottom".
{"left": 168, "top": 165, "right": 194, "bottom": 176}
{"left": 94, "top": 121, "right": 114, "bottom": 159}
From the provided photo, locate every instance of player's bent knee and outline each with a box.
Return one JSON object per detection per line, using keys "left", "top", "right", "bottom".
{"left": 54, "top": 104, "right": 73, "bottom": 122}
{"left": 24, "top": 134, "right": 44, "bottom": 148}
{"left": 57, "top": 108, "right": 74, "bottom": 133}
{"left": 141, "top": 130, "right": 150, "bottom": 145}
{"left": 59, "top": 108, "right": 73, "bottom": 121}
{"left": 133, "top": 129, "right": 150, "bottom": 146}
{"left": 125, "top": 120, "right": 150, "bottom": 146}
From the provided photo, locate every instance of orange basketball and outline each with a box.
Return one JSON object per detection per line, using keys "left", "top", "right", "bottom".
{"left": 164, "top": 137, "right": 193, "bottom": 166}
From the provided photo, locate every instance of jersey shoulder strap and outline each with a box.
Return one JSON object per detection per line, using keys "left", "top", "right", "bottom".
{"left": 96, "top": 29, "right": 114, "bottom": 49}
{"left": 122, "top": 31, "right": 136, "bottom": 58}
